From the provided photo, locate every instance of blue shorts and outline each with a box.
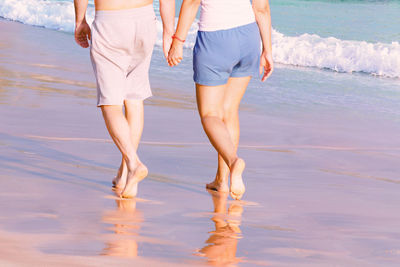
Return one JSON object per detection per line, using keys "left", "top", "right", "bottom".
{"left": 193, "top": 22, "right": 261, "bottom": 86}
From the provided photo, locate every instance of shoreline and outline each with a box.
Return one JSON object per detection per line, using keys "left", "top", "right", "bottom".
{"left": 1, "top": 19, "right": 400, "bottom": 266}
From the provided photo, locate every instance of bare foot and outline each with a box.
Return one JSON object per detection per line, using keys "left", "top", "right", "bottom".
{"left": 112, "top": 174, "right": 127, "bottom": 192}
{"left": 229, "top": 158, "right": 245, "bottom": 200}
{"left": 206, "top": 177, "right": 229, "bottom": 193}
{"left": 112, "top": 162, "right": 127, "bottom": 190}
{"left": 121, "top": 162, "right": 148, "bottom": 199}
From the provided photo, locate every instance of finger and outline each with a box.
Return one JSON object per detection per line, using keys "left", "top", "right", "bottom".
{"left": 167, "top": 55, "right": 173, "bottom": 64}
{"left": 174, "top": 57, "right": 181, "bottom": 66}
{"left": 171, "top": 58, "right": 179, "bottom": 66}
{"left": 167, "top": 57, "right": 175, "bottom": 67}
{"left": 261, "top": 68, "right": 269, "bottom": 82}
{"left": 261, "top": 68, "right": 272, "bottom": 82}
{"left": 81, "top": 42, "right": 89, "bottom": 48}
{"left": 78, "top": 36, "right": 87, "bottom": 42}
{"left": 265, "top": 71, "right": 272, "bottom": 80}
{"left": 78, "top": 38, "right": 89, "bottom": 48}
{"left": 74, "top": 35, "right": 79, "bottom": 45}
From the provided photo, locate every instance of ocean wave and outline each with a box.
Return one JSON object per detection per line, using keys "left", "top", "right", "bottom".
{"left": 1, "top": 0, "right": 399, "bottom": 78}
{"left": 272, "top": 30, "right": 400, "bottom": 78}
{"left": 0, "top": 0, "right": 95, "bottom": 32}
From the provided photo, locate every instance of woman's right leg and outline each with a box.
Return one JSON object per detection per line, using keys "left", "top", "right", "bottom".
{"left": 207, "top": 77, "right": 251, "bottom": 193}
{"left": 196, "top": 83, "right": 246, "bottom": 200}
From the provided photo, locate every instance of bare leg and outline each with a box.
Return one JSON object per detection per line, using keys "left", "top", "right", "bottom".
{"left": 196, "top": 77, "right": 250, "bottom": 199}
{"left": 122, "top": 99, "right": 146, "bottom": 197}
{"left": 196, "top": 83, "right": 236, "bottom": 165}
{"left": 112, "top": 100, "right": 145, "bottom": 196}
{"left": 207, "top": 77, "right": 250, "bottom": 193}
{"left": 101, "top": 105, "right": 148, "bottom": 198}
{"left": 113, "top": 155, "right": 128, "bottom": 190}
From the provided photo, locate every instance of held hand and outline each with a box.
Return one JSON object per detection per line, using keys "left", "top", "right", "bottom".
{"left": 167, "top": 39, "right": 183, "bottom": 67}
{"left": 260, "top": 50, "right": 274, "bottom": 82}
{"left": 75, "top": 21, "right": 91, "bottom": 48}
{"left": 163, "top": 32, "right": 173, "bottom": 60}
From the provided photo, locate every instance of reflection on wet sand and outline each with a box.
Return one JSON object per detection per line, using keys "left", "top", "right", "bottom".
{"left": 101, "top": 198, "right": 143, "bottom": 258}
{"left": 198, "top": 190, "right": 244, "bottom": 266}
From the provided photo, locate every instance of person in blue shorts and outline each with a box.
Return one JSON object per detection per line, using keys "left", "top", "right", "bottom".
{"left": 168, "top": 0, "right": 273, "bottom": 200}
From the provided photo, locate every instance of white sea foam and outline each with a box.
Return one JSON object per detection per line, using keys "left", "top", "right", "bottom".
{"left": 0, "top": 0, "right": 95, "bottom": 32}
{"left": 272, "top": 30, "right": 400, "bottom": 78}
{"left": 1, "top": 0, "right": 399, "bottom": 78}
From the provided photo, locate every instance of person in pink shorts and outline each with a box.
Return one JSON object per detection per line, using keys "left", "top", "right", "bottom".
{"left": 74, "top": 0, "right": 175, "bottom": 198}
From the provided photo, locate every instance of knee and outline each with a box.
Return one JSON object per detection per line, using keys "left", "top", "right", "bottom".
{"left": 222, "top": 105, "right": 238, "bottom": 122}
{"left": 199, "top": 109, "right": 224, "bottom": 122}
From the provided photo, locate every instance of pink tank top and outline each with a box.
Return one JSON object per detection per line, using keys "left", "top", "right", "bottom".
{"left": 198, "top": 0, "right": 256, "bottom": 31}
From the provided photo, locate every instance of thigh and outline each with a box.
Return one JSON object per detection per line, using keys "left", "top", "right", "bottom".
{"left": 223, "top": 76, "right": 251, "bottom": 112}
{"left": 124, "top": 99, "right": 143, "bottom": 119}
{"left": 196, "top": 83, "right": 227, "bottom": 118}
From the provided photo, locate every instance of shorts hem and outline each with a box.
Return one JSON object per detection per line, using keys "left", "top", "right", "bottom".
{"left": 97, "top": 93, "right": 152, "bottom": 107}
{"left": 194, "top": 79, "right": 229, "bottom": 86}
{"left": 97, "top": 102, "right": 123, "bottom": 107}
{"left": 230, "top": 72, "right": 257, "bottom": 78}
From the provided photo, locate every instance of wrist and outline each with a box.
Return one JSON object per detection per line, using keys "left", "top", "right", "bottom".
{"left": 172, "top": 39, "right": 184, "bottom": 47}
{"left": 262, "top": 48, "right": 272, "bottom": 55}
{"left": 172, "top": 34, "right": 185, "bottom": 43}
{"left": 163, "top": 28, "right": 174, "bottom": 36}
{"left": 75, "top": 18, "right": 87, "bottom": 26}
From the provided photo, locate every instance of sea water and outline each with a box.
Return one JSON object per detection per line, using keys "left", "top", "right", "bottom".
{"left": 0, "top": 0, "right": 399, "bottom": 122}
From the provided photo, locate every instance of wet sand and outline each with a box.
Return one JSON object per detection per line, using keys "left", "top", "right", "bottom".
{"left": 1, "top": 19, "right": 400, "bottom": 266}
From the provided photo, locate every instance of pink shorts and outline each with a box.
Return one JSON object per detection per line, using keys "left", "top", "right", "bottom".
{"left": 90, "top": 5, "right": 157, "bottom": 106}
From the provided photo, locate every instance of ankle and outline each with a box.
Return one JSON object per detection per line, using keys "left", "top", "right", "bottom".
{"left": 215, "top": 173, "right": 229, "bottom": 182}
{"left": 228, "top": 157, "right": 239, "bottom": 169}
{"left": 125, "top": 155, "right": 138, "bottom": 170}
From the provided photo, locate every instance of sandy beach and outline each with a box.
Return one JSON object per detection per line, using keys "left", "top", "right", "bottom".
{"left": 1, "top": 18, "right": 400, "bottom": 266}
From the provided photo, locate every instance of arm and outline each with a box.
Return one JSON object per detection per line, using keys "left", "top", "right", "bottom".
{"left": 167, "top": 0, "right": 201, "bottom": 66}
{"left": 159, "top": 0, "right": 175, "bottom": 59}
{"left": 74, "top": 0, "right": 91, "bottom": 48}
{"left": 253, "top": 0, "right": 273, "bottom": 81}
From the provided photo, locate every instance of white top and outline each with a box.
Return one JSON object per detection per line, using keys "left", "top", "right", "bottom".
{"left": 198, "top": 0, "right": 256, "bottom": 31}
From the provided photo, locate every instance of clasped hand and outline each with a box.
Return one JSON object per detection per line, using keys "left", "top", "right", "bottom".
{"left": 166, "top": 38, "right": 183, "bottom": 67}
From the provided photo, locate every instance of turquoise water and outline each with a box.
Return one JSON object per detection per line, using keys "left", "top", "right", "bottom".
{"left": 170, "top": 0, "right": 400, "bottom": 43}
{"left": 270, "top": 0, "right": 400, "bottom": 43}
{"left": 0, "top": 0, "right": 399, "bottom": 120}
{"left": 152, "top": 0, "right": 400, "bottom": 122}
{"left": 1, "top": 0, "right": 399, "bottom": 77}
